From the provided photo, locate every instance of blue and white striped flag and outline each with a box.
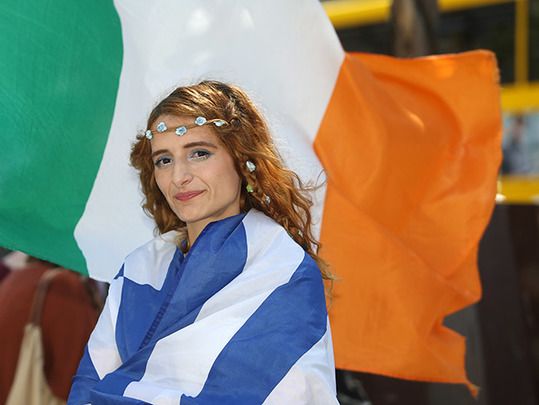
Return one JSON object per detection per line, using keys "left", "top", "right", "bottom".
{"left": 68, "top": 210, "right": 337, "bottom": 404}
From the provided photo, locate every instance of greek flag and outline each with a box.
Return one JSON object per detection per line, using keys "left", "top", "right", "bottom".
{"left": 68, "top": 210, "right": 337, "bottom": 404}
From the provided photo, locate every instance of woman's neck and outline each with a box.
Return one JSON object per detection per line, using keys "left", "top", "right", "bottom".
{"left": 185, "top": 207, "right": 242, "bottom": 247}
{"left": 186, "top": 223, "right": 204, "bottom": 247}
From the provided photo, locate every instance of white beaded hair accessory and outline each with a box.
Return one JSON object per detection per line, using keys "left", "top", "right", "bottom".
{"left": 144, "top": 116, "right": 229, "bottom": 140}
{"left": 245, "top": 160, "right": 256, "bottom": 173}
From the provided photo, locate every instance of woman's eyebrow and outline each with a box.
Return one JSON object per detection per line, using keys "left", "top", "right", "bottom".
{"left": 150, "top": 141, "right": 217, "bottom": 158}
{"left": 151, "top": 149, "right": 169, "bottom": 158}
{"left": 183, "top": 141, "right": 218, "bottom": 149}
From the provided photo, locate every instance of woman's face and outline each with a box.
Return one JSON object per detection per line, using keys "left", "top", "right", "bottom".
{"left": 150, "top": 115, "right": 242, "bottom": 237}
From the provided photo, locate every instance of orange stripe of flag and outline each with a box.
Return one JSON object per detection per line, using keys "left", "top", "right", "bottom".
{"left": 315, "top": 50, "right": 501, "bottom": 393}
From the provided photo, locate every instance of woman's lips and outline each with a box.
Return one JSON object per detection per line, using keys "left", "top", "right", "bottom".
{"left": 174, "top": 190, "right": 205, "bottom": 201}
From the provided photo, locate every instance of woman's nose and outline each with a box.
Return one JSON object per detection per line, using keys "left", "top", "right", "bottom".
{"left": 172, "top": 164, "right": 193, "bottom": 187}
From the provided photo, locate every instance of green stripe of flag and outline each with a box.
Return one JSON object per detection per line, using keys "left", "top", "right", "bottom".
{"left": 0, "top": 0, "right": 122, "bottom": 273}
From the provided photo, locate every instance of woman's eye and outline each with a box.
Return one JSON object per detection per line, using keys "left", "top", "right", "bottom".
{"left": 189, "top": 150, "right": 212, "bottom": 161}
{"left": 154, "top": 156, "right": 172, "bottom": 167}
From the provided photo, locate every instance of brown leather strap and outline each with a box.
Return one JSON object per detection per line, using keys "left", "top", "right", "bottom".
{"left": 28, "top": 268, "right": 64, "bottom": 326}
{"left": 81, "top": 276, "right": 105, "bottom": 312}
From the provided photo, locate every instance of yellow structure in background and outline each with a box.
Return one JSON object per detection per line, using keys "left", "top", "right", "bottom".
{"left": 502, "top": 82, "right": 539, "bottom": 113}
{"left": 323, "top": 0, "right": 514, "bottom": 29}
{"left": 498, "top": 177, "right": 539, "bottom": 204}
{"left": 323, "top": 0, "right": 389, "bottom": 26}
{"left": 323, "top": 0, "right": 539, "bottom": 204}
{"left": 515, "top": 0, "right": 529, "bottom": 84}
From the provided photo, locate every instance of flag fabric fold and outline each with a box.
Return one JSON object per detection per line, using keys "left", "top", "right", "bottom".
{"left": 316, "top": 51, "right": 501, "bottom": 390}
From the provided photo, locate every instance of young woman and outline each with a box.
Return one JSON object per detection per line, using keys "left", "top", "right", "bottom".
{"left": 68, "top": 81, "right": 337, "bottom": 404}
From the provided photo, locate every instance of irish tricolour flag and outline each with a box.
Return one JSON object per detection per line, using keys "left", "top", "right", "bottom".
{"left": 0, "top": 0, "right": 501, "bottom": 393}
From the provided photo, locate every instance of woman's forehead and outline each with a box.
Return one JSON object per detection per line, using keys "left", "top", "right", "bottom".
{"left": 150, "top": 115, "right": 222, "bottom": 150}
{"left": 153, "top": 114, "right": 194, "bottom": 129}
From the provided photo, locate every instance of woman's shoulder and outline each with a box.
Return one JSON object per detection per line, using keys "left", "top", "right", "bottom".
{"left": 118, "top": 230, "right": 179, "bottom": 289}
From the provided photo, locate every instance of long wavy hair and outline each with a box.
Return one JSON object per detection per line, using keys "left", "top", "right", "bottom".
{"left": 130, "top": 80, "right": 331, "bottom": 281}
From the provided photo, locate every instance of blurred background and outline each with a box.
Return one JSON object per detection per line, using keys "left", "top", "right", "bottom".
{"left": 321, "top": 0, "right": 539, "bottom": 404}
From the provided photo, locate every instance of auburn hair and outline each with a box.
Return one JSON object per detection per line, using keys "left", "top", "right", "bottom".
{"left": 130, "top": 80, "right": 331, "bottom": 281}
